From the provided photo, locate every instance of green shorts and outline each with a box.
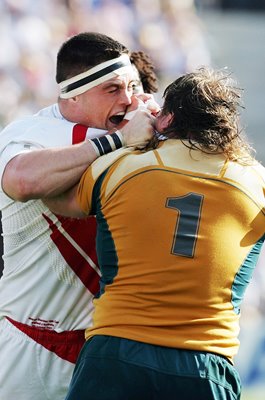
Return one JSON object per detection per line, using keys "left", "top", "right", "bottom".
{"left": 65, "top": 335, "right": 241, "bottom": 400}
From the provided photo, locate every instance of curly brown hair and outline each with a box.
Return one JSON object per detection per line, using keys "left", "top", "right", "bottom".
{"left": 130, "top": 51, "right": 158, "bottom": 94}
{"left": 157, "top": 67, "right": 254, "bottom": 164}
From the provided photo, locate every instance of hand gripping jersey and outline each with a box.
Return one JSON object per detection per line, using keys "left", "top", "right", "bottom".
{"left": 77, "top": 139, "right": 265, "bottom": 362}
{"left": 0, "top": 103, "right": 104, "bottom": 335}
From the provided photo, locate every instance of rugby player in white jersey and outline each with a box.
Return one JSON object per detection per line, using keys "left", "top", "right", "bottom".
{"left": 0, "top": 32, "right": 158, "bottom": 400}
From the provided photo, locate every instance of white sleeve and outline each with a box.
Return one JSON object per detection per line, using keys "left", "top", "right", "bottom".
{"left": 0, "top": 115, "right": 107, "bottom": 181}
{"left": 0, "top": 141, "right": 43, "bottom": 182}
{"left": 0, "top": 116, "right": 75, "bottom": 182}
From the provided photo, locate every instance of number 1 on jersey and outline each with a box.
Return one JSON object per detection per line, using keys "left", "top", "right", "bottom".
{"left": 166, "top": 193, "right": 203, "bottom": 258}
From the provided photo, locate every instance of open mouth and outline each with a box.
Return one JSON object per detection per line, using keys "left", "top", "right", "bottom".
{"left": 109, "top": 113, "right": 125, "bottom": 125}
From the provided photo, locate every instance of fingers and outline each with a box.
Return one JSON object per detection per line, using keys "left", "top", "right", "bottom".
{"left": 124, "top": 95, "right": 160, "bottom": 122}
{"left": 119, "top": 110, "right": 155, "bottom": 148}
{"left": 135, "top": 93, "right": 153, "bottom": 103}
{"left": 135, "top": 93, "right": 161, "bottom": 116}
{"left": 144, "top": 99, "right": 160, "bottom": 116}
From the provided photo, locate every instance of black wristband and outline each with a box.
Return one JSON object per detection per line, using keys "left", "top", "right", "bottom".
{"left": 88, "top": 130, "right": 125, "bottom": 156}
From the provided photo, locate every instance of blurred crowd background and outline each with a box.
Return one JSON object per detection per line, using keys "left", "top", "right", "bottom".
{"left": 0, "top": 1, "right": 264, "bottom": 398}
{"left": 0, "top": 0, "right": 212, "bottom": 127}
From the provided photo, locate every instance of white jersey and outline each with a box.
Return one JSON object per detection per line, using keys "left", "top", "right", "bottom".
{"left": 0, "top": 104, "right": 104, "bottom": 332}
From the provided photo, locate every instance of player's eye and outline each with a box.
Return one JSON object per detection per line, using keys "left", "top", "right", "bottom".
{"left": 108, "top": 87, "right": 119, "bottom": 93}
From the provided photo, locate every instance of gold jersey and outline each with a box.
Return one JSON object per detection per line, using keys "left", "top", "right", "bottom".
{"left": 77, "top": 140, "right": 265, "bottom": 361}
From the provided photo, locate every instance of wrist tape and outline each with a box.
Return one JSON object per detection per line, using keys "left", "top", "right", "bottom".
{"left": 88, "top": 130, "right": 125, "bottom": 157}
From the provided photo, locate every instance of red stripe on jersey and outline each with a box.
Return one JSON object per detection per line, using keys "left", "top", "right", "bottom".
{"left": 72, "top": 124, "right": 88, "bottom": 144}
{"left": 7, "top": 317, "right": 85, "bottom": 364}
{"left": 43, "top": 213, "right": 100, "bottom": 295}
{"left": 57, "top": 215, "right": 98, "bottom": 267}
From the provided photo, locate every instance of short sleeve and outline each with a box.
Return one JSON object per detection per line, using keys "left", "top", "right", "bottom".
{"left": 0, "top": 141, "right": 41, "bottom": 186}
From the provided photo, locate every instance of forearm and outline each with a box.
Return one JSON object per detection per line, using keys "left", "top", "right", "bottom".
{"left": 2, "top": 104, "right": 154, "bottom": 202}
{"left": 42, "top": 184, "right": 86, "bottom": 218}
{"left": 2, "top": 140, "right": 97, "bottom": 201}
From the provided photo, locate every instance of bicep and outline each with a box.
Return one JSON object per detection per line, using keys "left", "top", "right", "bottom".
{"left": 2, "top": 153, "right": 29, "bottom": 201}
{"left": 1, "top": 142, "right": 43, "bottom": 201}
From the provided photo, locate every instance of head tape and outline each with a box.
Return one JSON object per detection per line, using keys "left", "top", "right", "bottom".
{"left": 59, "top": 54, "right": 132, "bottom": 99}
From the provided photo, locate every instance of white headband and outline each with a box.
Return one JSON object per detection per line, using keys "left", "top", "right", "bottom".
{"left": 59, "top": 54, "right": 132, "bottom": 99}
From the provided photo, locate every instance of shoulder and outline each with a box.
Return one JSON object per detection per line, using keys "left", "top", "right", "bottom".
{"left": 252, "top": 161, "right": 265, "bottom": 182}
{"left": 89, "top": 147, "right": 135, "bottom": 182}
{"left": 0, "top": 113, "right": 79, "bottom": 150}
{"left": 34, "top": 103, "right": 61, "bottom": 118}
{"left": 225, "top": 159, "right": 265, "bottom": 183}
{"left": 224, "top": 160, "right": 265, "bottom": 206}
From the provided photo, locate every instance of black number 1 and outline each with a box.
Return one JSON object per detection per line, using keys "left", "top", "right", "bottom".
{"left": 165, "top": 193, "right": 203, "bottom": 258}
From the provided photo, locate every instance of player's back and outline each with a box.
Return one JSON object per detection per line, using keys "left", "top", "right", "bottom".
{"left": 82, "top": 139, "right": 265, "bottom": 361}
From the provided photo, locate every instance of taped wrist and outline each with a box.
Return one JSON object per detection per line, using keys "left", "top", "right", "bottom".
{"left": 88, "top": 130, "right": 125, "bottom": 157}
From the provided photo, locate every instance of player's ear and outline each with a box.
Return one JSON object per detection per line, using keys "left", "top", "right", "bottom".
{"left": 156, "top": 112, "right": 173, "bottom": 132}
{"left": 69, "top": 95, "right": 79, "bottom": 103}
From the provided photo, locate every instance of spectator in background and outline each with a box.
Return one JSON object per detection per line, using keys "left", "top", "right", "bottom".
{"left": 130, "top": 50, "right": 159, "bottom": 94}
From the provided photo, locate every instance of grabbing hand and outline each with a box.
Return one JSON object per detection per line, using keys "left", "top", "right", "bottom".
{"left": 135, "top": 93, "right": 161, "bottom": 116}
{"left": 118, "top": 97, "right": 156, "bottom": 149}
